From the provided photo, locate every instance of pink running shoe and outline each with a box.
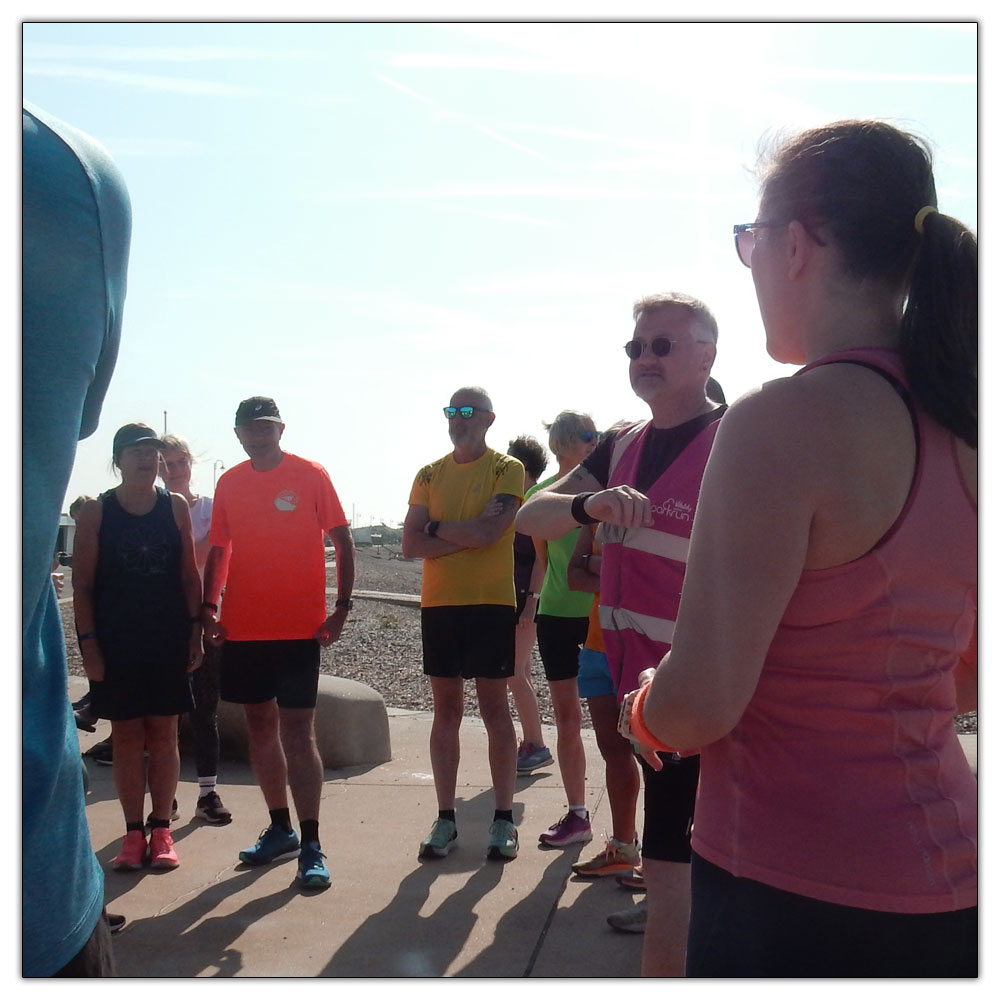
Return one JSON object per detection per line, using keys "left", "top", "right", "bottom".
{"left": 112, "top": 830, "right": 147, "bottom": 871}
{"left": 149, "top": 827, "right": 179, "bottom": 869}
{"left": 538, "top": 811, "right": 593, "bottom": 847}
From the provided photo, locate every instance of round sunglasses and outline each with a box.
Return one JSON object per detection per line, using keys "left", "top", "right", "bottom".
{"left": 623, "top": 337, "right": 678, "bottom": 360}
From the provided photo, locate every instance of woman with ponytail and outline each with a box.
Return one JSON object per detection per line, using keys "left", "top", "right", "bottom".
{"left": 623, "top": 121, "right": 977, "bottom": 976}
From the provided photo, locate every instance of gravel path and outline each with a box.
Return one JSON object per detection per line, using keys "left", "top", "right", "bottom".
{"left": 60, "top": 546, "right": 975, "bottom": 735}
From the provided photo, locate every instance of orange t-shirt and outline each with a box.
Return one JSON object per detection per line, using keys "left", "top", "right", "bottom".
{"left": 210, "top": 452, "right": 347, "bottom": 640}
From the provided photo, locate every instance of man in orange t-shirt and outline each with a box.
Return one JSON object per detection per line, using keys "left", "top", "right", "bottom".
{"left": 202, "top": 396, "right": 355, "bottom": 891}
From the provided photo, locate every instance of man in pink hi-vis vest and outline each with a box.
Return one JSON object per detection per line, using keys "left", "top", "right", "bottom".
{"left": 516, "top": 293, "right": 725, "bottom": 976}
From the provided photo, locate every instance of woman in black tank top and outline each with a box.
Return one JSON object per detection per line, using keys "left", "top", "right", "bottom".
{"left": 72, "top": 423, "right": 203, "bottom": 873}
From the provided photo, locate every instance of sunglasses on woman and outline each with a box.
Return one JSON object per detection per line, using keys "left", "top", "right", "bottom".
{"left": 733, "top": 219, "right": 826, "bottom": 268}
{"left": 732, "top": 221, "right": 786, "bottom": 268}
{"left": 443, "top": 405, "right": 487, "bottom": 419}
{"left": 579, "top": 430, "right": 599, "bottom": 443}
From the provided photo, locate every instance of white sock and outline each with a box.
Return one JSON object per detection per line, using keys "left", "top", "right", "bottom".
{"left": 569, "top": 805, "right": 588, "bottom": 819}
{"left": 198, "top": 776, "right": 217, "bottom": 797}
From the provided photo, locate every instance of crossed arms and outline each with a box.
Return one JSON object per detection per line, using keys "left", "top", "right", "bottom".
{"left": 401, "top": 493, "right": 521, "bottom": 559}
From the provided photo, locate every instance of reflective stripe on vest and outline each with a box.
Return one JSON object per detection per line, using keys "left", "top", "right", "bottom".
{"left": 598, "top": 602, "right": 676, "bottom": 645}
{"left": 597, "top": 522, "right": 691, "bottom": 564}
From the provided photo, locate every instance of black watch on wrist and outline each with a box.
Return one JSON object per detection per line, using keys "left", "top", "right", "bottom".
{"left": 335, "top": 598, "right": 353, "bottom": 610}
{"left": 426, "top": 520, "right": 441, "bottom": 538}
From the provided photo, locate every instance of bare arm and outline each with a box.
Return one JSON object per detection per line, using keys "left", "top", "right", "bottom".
{"left": 518, "top": 546, "right": 546, "bottom": 626}
{"left": 194, "top": 534, "right": 212, "bottom": 575}
{"left": 71, "top": 499, "right": 105, "bottom": 681}
{"left": 402, "top": 503, "right": 466, "bottom": 559}
{"left": 435, "top": 493, "right": 521, "bottom": 549}
{"left": 316, "top": 524, "right": 355, "bottom": 646}
{"left": 201, "top": 543, "right": 230, "bottom": 646}
{"left": 171, "top": 494, "right": 204, "bottom": 671}
{"left": 566, "top": 523, "right": 600, "bottom": 594}
{"left": 515, "top": 464, "right": 652, "bottom": 539}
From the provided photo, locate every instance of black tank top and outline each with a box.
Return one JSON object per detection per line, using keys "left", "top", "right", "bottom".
{"left": 95, "top": 486, "right": 188, "bottom": 667}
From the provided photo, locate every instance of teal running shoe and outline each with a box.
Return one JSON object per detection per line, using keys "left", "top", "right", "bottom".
{"left": 487, "top": 819, "right": 519, "bottom": 861}
{"left": 297, "top": 842, "right": 331, "bottom": 889}
{"left": 239, "top": 824, "right": 300, "bottom": 866}
{"left": 419, "top": 817, "right": 458, "bottom": 858}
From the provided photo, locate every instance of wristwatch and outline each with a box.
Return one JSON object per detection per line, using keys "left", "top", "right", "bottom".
{"left": 335, "top": 598, "right": 353, "bottom": 610}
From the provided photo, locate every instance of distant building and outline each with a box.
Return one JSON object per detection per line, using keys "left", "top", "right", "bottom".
{"left": 351, "top": 524, "right": 402, "bottom": 547}
{"left": 56, "top": 513, "right": 76, "bottom": 557}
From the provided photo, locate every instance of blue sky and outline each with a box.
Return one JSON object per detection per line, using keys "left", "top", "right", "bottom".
{"left": 20, "top": 16, "right": 978, "bottom": 526}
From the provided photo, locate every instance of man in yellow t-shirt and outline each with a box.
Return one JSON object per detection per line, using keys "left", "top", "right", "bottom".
{"left": 402, "top": 386, "right": 525, "bottom": 862}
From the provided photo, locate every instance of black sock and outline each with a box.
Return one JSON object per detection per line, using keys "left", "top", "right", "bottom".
{"left": 438, "top": 809, "right": 456, "bottom": 824}
{"left": 300, "top": 819, "right": 319, "bottom": 845}
{"left": 269, "top": 808, "right": 293, "bottom": 832}
{"left": 126, "top": 821, "right": 144, "bottom": 834}
{"left": 493, "top": 809, "right": 514, "bottom": 824}
{"left": 148, "top": 817, "right": 170, "bottom": 830}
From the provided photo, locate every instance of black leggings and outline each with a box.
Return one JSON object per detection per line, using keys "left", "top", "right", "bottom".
{"left": 189, "top": 641, "right": 221, "bottom": 778}
{"left": 686, "top": 852, "right": 978, "bottom": 978}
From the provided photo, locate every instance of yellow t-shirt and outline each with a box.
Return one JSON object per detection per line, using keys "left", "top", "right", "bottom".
{"left": 409, "top": 448, "right": 524, "bottom": 608}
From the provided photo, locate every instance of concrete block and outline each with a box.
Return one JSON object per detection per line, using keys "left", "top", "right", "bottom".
{"left": 183, "top": 675, "right": 392, "bottom": 769}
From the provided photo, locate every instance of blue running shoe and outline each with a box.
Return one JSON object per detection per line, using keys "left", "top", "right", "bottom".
{"left": 239, "top": 824, "right": 300, "bottom": 866}
{"left": 516, "top": 741, "right": 553, "bottom": 774}
{"left": 298, "top": 842, "right": 330, "bottom": 889}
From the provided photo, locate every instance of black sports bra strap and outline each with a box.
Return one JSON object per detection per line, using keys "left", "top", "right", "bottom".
{"left": 838, "top": 359, "right": 920, "bottom": 462}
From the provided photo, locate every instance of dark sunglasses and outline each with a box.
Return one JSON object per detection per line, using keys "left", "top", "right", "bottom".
{"left": 624, "top": 337, "right": 678, "bottom": 360}
{"left": 443, "top": 405, "right": 487, "bottom": 420}
{"left": 579, "top": 430, "right": 599, "bottom": 443}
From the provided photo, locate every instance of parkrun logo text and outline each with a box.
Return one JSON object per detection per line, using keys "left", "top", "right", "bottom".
{"left": 650, "top": 498, "right": 693, "bottom": 521}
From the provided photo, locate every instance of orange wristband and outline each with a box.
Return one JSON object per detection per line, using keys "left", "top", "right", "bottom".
{"left": 630, "top": 684, "right": 677, "bottom": 754}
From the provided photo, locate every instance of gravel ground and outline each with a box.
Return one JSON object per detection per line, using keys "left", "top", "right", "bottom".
{"left": 61, "top": 545, "right": 976, "bottom": 736}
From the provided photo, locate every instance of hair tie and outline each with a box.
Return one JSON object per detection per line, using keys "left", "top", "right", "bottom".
{"left": 914, "top": 205, "right": 937, "bottom": 234}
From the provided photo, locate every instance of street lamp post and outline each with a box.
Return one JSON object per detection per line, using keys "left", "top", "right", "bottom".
{"left": 213, "top": 460, "right": 225, "bottom": 490}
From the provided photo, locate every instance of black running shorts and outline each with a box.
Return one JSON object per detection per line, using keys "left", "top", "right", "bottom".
{"left": 535, "top": 613, "right": 589, "bottom": 682}
{"left": 219, "top": 638, "right": 321, "bottom": 709}
{"left": 638, "top": 752, "right": 700, "bottom": 863}
{"left": 421, "top": 604, "right": 516, "bottom": 680}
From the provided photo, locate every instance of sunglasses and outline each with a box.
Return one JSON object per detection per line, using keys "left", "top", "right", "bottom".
{"left": 579, "top": 430, "right": 599, "bottom": 443}
{"left": 624, "top": 337, "right": 679, "bottom": 360}
{"left": 733, "top": 219, "right": 827, "bottom": 267}
{"left": 443, "top": 405, "right": 488, "bottom": 420}
{"left": 732, "top": 221, "right": 786, "bottom": 268}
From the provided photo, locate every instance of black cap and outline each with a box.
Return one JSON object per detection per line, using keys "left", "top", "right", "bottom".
{"left": 235, "top": 396, "right": 282, "bottom": 426}
{"left": 112, "top": 423, "right": 166, "bottom": 457}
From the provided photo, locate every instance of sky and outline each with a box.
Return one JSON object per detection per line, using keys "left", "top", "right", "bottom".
{"left": 19, "top": 14, "right": 978, "bottom": 528}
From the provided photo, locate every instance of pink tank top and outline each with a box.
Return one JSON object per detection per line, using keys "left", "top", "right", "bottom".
{"left": 693, "top": 348, "right": 977, "bottom": 913}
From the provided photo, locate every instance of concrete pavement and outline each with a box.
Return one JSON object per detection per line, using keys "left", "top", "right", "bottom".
{"left": 72, "top": 674, "right": 978, "bottom": 979}
{"left": 73, "top": 678, "right": 645, "bottom": 978}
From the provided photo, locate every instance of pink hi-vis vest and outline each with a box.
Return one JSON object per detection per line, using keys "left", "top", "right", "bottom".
{"left": 598, "top": 418, "right": 721, "bottom": 700}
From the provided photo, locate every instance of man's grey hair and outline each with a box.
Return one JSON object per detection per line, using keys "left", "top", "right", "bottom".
{"left": 452, "top": 385, "right": 493, "bottom": 411}
{"left": 632, "top": 292, "right": 719, "bottom": 344}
